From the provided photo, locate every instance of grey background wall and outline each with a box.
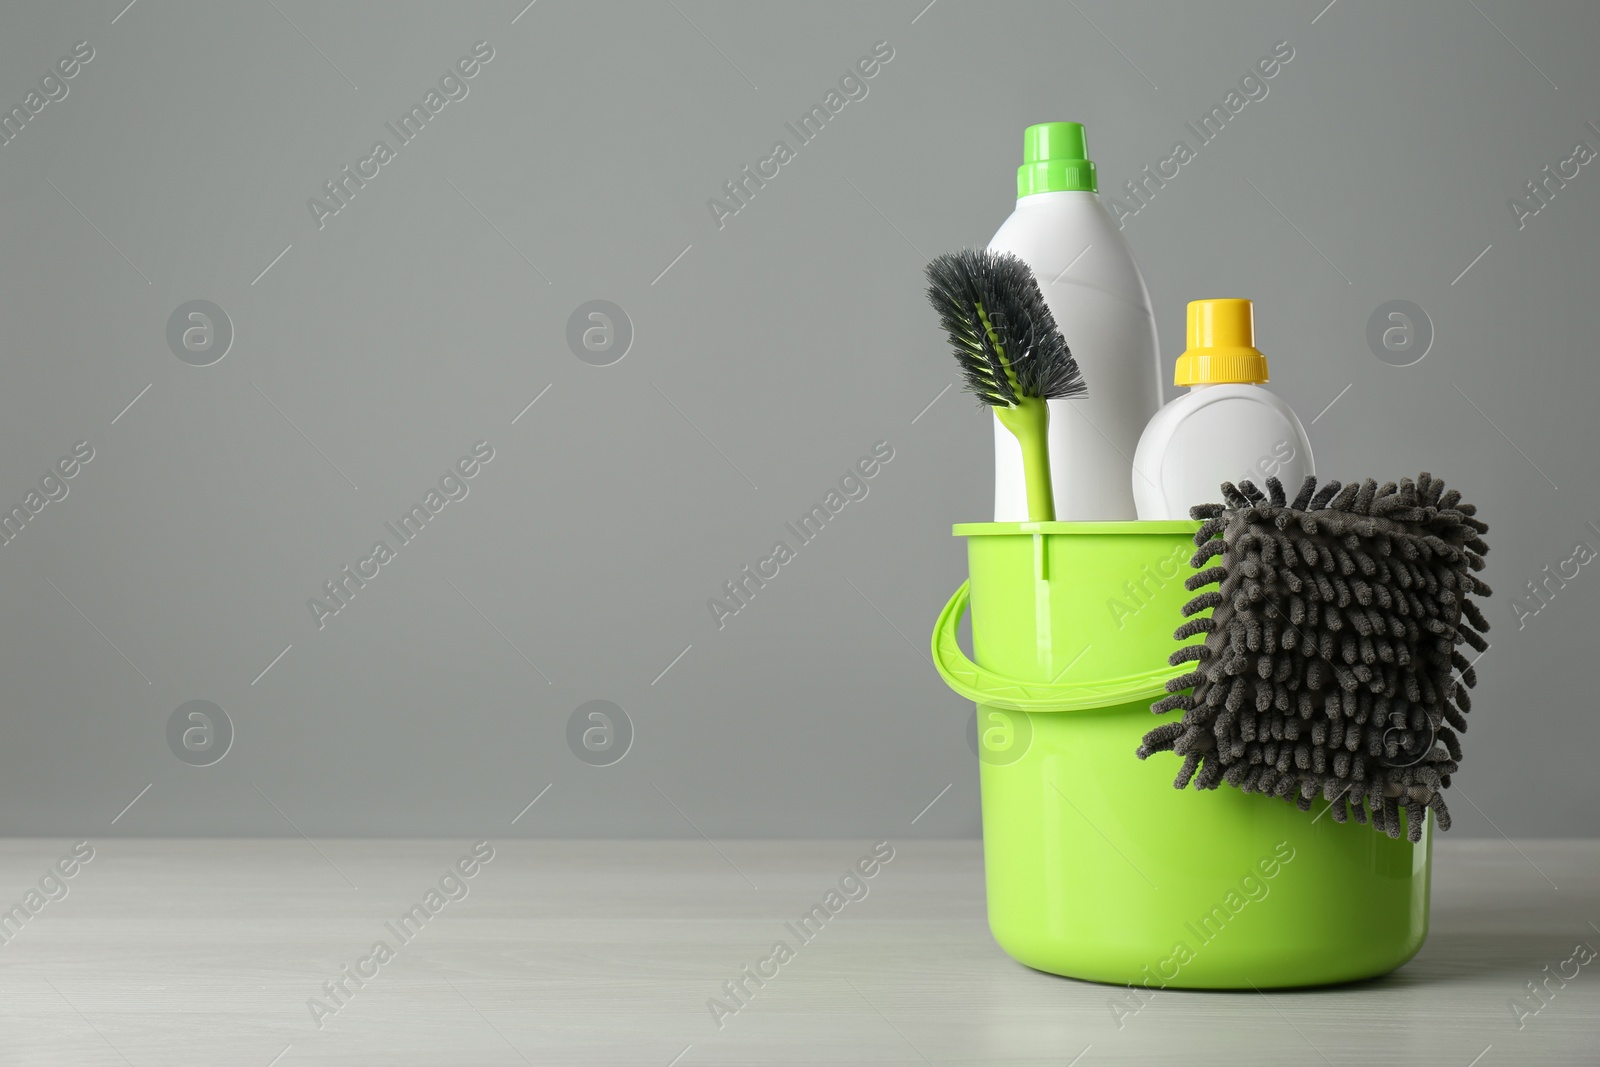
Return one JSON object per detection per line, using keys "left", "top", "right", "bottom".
{"left": 1, "top": 0, "right": 1595, "bottom": 838}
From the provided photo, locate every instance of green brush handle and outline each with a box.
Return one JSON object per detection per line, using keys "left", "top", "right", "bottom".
{"left": 995, "top": 397, "right": 1054, "bottom": 522}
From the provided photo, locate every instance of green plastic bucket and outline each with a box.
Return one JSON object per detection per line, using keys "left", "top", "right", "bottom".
{"left": 932, "top": 521, "right": 1430, "bottom": 989}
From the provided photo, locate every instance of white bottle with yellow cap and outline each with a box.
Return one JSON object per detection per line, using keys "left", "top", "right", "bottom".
{"left": 1132, "top": 298, "right": 1314, "bottom": 520}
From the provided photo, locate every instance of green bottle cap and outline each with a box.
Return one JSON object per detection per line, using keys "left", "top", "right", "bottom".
{"left": 1017, "top": 121, "right": 1097, "bottom": 197}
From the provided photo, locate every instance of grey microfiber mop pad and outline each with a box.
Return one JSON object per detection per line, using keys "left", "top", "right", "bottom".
{"left": 1137, "top": 473, "right": 1490, "bottom": 841}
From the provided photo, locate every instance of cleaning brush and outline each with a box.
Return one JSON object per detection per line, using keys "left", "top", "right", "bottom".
{"left": 925, "top": 249, "right": 1086, "bottom": 521}
{"left": 1137, "top": 473, "right": 1490, "bottom": 841}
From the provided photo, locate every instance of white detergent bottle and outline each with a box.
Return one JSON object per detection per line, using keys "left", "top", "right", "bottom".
{"left": 988, "top": 122, "right": 1162, "bottom": 521}
{"left": 1132, "top": 298, "right": 1314, "bottom": 520}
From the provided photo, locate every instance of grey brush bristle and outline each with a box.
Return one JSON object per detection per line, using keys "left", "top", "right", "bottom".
{"left": 1142, "top": 473, "right": 1489, "bottom": 843}
{"left": 925, "top": 248, "right": 1086, "bottom": 407}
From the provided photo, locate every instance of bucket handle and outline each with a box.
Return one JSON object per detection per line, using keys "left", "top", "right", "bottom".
{"left": 931, "top": 581, "right": 1183, "bottom": 712}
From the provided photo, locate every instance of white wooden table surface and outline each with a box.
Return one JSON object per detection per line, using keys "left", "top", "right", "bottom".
{"left": 0, "top": 838, "right": 1592, "bottom": 1065}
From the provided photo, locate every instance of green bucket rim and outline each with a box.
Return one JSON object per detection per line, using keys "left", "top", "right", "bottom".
{"left": 953, "top": 520, "right": 1202, "bottom": 537}
{"left": 935, "top": 521, "right": 1204, "bottom": 712}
